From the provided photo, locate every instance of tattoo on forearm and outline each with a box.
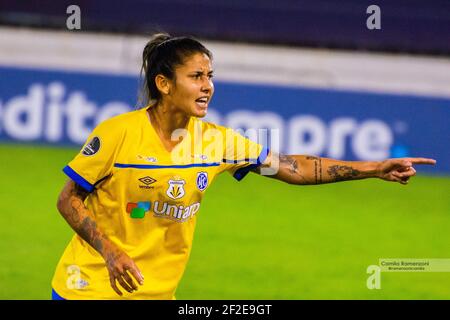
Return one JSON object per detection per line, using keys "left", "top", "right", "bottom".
{"left": 327, "top": 165, "right": 361, "bottom": 182}
{"left": 277, "top": 154, "right": 308, "bottom": 183}
{"left": 279, "top": 154, "right": 298, "bottom": 174}
{"left": 319, "top": 158, "right": 322, "bottom": 184}
{"left": 79, "top": 217, "right": 98, "bottom": 246}
{"left": 81, "top": 217, "right": 105, "bottom": 253}
{"left": 306, "top": 156, "right": 322, "bottom": 184}
{"left": 69, "top": 200, "right": 105, "bottom": 254}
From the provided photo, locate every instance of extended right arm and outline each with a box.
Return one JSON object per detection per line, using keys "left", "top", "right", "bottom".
{"left": 56, "top": 179, "right": 144, "bottom": 296}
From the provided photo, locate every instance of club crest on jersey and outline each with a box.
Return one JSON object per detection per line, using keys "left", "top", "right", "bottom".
{"left": 196, "top": 172, "right": 208, "bottom": 191}
{"left": 82, "top": 136, "right": 101, "bottom": 156}
{"left": 167, "top": 179, "right": 186, "bottom": 200}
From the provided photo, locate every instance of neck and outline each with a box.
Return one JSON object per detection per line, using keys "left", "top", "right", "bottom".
{"left": 147, "top": 100, "right": 190, "bottom": 140}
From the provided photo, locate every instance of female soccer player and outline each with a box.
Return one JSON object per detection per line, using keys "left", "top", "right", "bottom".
{"left": 51, "top": 33, "right": 436, "bottom": 300}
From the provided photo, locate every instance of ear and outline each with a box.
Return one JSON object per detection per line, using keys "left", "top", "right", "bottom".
{"left": 155, "top": 74, "right": 172, "bottom": 96}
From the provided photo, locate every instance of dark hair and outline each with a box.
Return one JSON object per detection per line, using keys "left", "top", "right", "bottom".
{"left": 138, "top": 33, "right": 213, "bottom": 107}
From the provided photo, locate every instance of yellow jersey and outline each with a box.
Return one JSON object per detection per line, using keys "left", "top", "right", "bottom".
{"left": 51, "top": 106, "right": 268, "bottom": 300}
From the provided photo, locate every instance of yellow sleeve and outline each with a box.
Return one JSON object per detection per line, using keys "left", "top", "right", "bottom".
{"left": 62, "top": 120, "right": 124, "bottom": 192}
{"left": 221, "top": 128, "right": 270, "bottom": 181}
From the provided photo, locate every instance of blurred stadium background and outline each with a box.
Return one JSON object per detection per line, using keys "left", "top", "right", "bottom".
{"left": 0, "top": 0, "right": 449, "bottom": 299}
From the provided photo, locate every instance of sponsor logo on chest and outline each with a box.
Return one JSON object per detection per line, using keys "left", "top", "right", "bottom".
{"left": 126, "top": 201, "right": 200, "bottom": 222}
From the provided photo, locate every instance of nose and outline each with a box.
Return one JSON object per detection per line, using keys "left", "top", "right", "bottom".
{"left": 201, "top": 77, "right": 213, "bottom": 94}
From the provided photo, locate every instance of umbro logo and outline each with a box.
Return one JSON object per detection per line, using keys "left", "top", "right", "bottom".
{"left": 139, "top": 176, "right": 156, "bottom": 189}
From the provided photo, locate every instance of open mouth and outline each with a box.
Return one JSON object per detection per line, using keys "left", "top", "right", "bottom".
{"left": 195, "top": 97, "right": 209, "bottom": 108}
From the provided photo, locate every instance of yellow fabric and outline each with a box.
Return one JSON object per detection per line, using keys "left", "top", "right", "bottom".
{"left": 51, "top": 106, "right": 265, "bottom": 300}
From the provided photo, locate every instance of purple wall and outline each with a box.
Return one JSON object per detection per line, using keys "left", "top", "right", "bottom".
{"left": 1, "top": 0, "right": 449, "bottom": 54}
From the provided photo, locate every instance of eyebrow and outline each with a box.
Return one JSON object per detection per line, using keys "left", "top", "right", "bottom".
{"left": 190, "top": 70, "right": 214, "bottom": 74}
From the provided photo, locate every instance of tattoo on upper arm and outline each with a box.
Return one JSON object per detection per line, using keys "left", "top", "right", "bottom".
{"left": 72, "top": 182, "right": 89, "bottom": 201}
{"left": 306, "top": 156, "right": 322, "bottom": 184}
{"left": 69, "top": 198, "right": 82, "bottom": 224}
{"left": 63, "top": 181, "right": 105, "bottom": 254}
{"left": 327, "top": 165, "right": 361, "bottom": 182}
{"left": 65, "top": 182, "right": 89, "bottom": 225}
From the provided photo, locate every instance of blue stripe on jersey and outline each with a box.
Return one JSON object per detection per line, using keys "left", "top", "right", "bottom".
{"left": 114, "top": 163, "right": 221, "bottom": 169}
{"left": 63, "top": 165, "right": 95, "bottom": 193}
{"left": 233, "top": 147, "right": 271, "bottom": 181}
{"left": 222, "top": 158, "right": 259, "bottom": 164}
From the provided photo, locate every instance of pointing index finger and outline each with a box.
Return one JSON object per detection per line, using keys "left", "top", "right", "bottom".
{"left": 405, "top": 158, "right": 436, "bottom": 165}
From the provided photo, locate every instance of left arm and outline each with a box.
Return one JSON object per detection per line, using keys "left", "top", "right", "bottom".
{"left": 253, "top": 153, "right": 436, "bottom": 185}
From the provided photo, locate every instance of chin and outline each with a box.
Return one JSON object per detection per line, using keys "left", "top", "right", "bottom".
{"left": 192, "top": 108, "right": 208, "bottom": 118}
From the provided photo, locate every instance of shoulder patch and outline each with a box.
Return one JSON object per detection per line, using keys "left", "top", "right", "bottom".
{"left": 82, "top": 136, "right": 101, "bottom": 156}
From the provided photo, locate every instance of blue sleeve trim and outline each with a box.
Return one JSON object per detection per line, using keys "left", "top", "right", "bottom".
{"left": 233, "top": 147, "right": 270, "bottom": 181}
{"left": 63, "top": 165, "right": 95, "bottom": 193}
{"left": 52, "top": 288, "right": 66, "bottom": 300}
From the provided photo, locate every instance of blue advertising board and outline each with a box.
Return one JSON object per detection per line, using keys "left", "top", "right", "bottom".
{"left": 0, "top": 66, "right": 448, "bottom": 174}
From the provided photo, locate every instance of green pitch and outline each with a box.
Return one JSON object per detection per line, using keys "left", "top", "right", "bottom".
{"left": 0, "top": 143, "right": 449, "bottom": 299}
